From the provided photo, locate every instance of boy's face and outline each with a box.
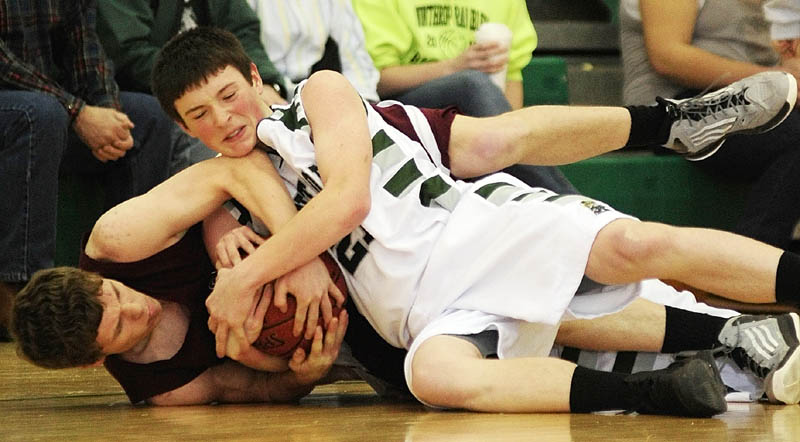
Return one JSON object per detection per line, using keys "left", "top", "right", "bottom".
{"left": 94, "top": 279, "right": 163, "bottom": 358}
{"left": 174, "top": 63, "right": 271, "bottom": 157}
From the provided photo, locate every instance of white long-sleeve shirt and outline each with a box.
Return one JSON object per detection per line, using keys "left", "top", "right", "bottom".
{"left": 765, "top": 0, "right": 800, "bottom": 40}
{"left": 247, "top": 0, "right": 379, "bottom": 101}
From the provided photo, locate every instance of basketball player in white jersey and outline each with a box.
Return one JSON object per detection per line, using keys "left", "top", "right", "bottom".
{"left": 148, "top": 28, "right": 800, "bottom": 415}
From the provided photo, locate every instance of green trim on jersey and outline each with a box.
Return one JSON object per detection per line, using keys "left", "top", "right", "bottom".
{"left": 419, "top": 175, "right": 452, "bottom": 207}
{"left": 384, "top": 159, "right": 423, "bottom": 197}
{"left": 371, "top": 129, "right": 395, "bottom": 156}
{"left": 272, "top": 100, "right": 309, "bottom": 133}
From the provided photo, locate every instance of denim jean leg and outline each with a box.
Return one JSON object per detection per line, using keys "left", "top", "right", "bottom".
{"left": 169, "top": 124, "right": 216, "bottom": 174}
{"left": 391, "top": 70, "right": 512, "bottom": 117}
{"left": 0, "top": 91, "right": 68, "bottom": 282}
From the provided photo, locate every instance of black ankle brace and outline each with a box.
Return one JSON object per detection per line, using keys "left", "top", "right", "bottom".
{"left": 624, "top": 102, "right": 670, "bottom": 148}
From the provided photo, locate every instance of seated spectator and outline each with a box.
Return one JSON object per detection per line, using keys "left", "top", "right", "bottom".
{"left": 0, "top": 0, "right": 181, "bottom": 339}
{"left": 246, "top": 0, "right": 380, "bottom": 102}
{"left": 96, "top": 0, "right": 287, "bottom": 107}
{"left": 765, "top": 0, "right": 800, "bottom": 249}
{"left": 620, "top": 0, "right": 800, "bottom": 254}
{"left": 352, "top": 0, "right": 575, "bottom": 193}
{"left": 353, "top": 0, "right": 532, "bottom": 114}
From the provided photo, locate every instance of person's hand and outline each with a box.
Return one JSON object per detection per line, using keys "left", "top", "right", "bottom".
{"left": 773, "top": 39, "right": 800, "bottom": 60}
{"left": 214, "top": 225, "right": 266, "bottom": 269}
{"left": 72, "top": 105, "right": 135, "bottom": 162}
{"left": 273, "top": 256, "right": 345, "bottom": 339}
{"left": 451, "top": 41, "right": 509, "bottom": 74}
{"left": 222, "top": 284, "right": 289, "bottom": 372}
{"left": 777, "top": 57, "right": 800, "bottom": 102}
{"left": 261, "top": 84, "right": 288, "bottom": 107}
{"left": 206, "top": 266, "right": 262, "bottom": 358}
{"left": 288, "top": 309, "right": 348, "bottom": 386}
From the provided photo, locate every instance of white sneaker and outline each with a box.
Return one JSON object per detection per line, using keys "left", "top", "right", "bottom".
{"left": 718, "top": 312, "right": 800, "bottom": 404}
{"left": 662, "top": 71, "right": 797, "bottom": 161}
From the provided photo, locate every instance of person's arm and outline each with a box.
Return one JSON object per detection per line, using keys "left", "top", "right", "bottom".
{"left": 0, "top": 39, "right": 85, "bottom": 120}
{"left": 0, "top": 0, "right": 118, "bottom": 118}
{"left": 640, "top": 0, "right": 776, "bottom": 88}
{"left": 147, "top": 361, "right": 310, "bottom": 405}
{"left": 86, "top": 157, "right": 245, "bottom": 263}
{"left": 147, "top": 308, "right": 348, "bottom": 406}
{"left": 505, "top": 0, "right": 536, "bottom": 110}
{"left": 63, "top": 0, "right": 121, "bottom": 109}
{"left": 214, "top": 0, "right": 286, "bottom": 101}
{"left": 376, "top": 42, "right": 510, "bottom": 98}
{"left": 207, "top": 71, "right": 372, "bottom": 357}
{"left": 505, "top": 80, "right": 523, "bottom": 110}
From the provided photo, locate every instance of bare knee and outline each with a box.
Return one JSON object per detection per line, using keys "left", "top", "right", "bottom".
{"left": 410, "top": 338, "right": 483, "bottom": 409}
{"left": 449, "top": 116, "right": 515, "bottom": 178}
{"left": 587, "top": 220, "right": 675, "bottom": 283}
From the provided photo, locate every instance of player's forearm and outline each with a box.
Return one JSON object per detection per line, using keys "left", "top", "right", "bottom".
{"left": 215, "top": 365, "right": 316, "bottom": 403}
{"left": 224, "top": 151, "right": 300, "bottom": 232}
{"left": 377, "top": 61, "right": 458, "bottom": 97}
{"left": 89, "top": 158, "right": 235, "bottom": 261}
{"left": 232, "top": 184, "right": 368, "bottom": 292}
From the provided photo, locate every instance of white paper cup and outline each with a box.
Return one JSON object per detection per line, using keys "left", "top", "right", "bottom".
{"left": 474, "top": 23, "right": 512, "bottom": 91}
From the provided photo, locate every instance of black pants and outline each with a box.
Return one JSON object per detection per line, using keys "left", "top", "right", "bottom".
{"left": 693, "top": 108, "right": 800, "bottom": 249}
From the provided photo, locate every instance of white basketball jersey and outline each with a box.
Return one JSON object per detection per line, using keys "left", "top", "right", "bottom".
{"left": 256, "top": 82, "right": 632, "bottom": 351}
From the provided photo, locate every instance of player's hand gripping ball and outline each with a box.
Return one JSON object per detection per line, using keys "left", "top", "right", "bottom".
{"left": 252, "top": 253, "right": 348, "bottom": 358}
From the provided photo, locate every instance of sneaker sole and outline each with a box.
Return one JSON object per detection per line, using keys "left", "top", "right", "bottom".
{"left": 685, "top": 72, "right": 798, "bottom": 162}
{"left": 766, "top": 312, "right": 800, "bottom": 404}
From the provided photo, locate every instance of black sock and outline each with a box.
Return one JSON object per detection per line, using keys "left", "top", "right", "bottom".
{"left": 776, "top": 251, "right": 800, "bottom": 304}
{"left": 624, "top": 102, "right": 671, "bottom": 148}
{"left": 569, "top": 366, "right": 632, "bottom": 413}
{"left": 661, "top": 306, "right": 728, "bottom": 353}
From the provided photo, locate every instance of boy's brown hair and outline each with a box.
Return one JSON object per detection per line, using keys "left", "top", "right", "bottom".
{"left": 12, "top": 267, "right": 105, "bottom": 368}
{"left": 152, "top": 27, "right": 254, "bottom": 123}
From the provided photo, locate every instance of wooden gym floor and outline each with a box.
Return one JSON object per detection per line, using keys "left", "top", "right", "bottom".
{"left": 2, "top": 342, "right": 799, "bottom": 441}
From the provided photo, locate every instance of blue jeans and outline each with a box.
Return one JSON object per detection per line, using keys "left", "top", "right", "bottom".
{"left": 388, "top": 70, "right": 577, "bottom": 194}
{"left": 0, "top": 91, "right": 187, "bottom": 282}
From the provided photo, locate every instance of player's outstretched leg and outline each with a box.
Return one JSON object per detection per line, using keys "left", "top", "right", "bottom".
{"left": 623, "top": 351, "right": 727, "bottom": 417}
{"left": 661, "top": 71, "right": 797, "bottom": 161}
{"left": 717, "top": 313, "right": 800, "bottom": 404}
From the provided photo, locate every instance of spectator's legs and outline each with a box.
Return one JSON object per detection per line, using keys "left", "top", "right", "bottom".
{"left": 168, "top": 122, "right": 216, "bottom": 174}
{"left": 0, "top": 91, "right": 68, "bottom": 336}
{"left": 0, "top": 91, "right": 68, "bottom": 282}
{"left": 61, "top": 92, "right": 176, "bottom": 208}
{"left": 389, "top": 70, "right": 511, "bottom": 117}
{"left": 693, "top": 110, "right": 800, "bottom": 250}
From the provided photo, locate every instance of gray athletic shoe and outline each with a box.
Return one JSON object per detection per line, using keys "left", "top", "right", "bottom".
{"left": 624, "top": 351, "right": 727, "bottom": 417}
{"left": 718, "top": 313, "right": 800, "bottom": 404}
{"left": 662, "top": 71, "right": 797, "bottom": 161}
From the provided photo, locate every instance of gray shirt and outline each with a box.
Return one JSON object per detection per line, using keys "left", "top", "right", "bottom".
{"left": 620, "top": 0, "right": 778, "bottom": 105}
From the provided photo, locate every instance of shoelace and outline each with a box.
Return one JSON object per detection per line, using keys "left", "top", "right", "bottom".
{"left": 658, "top": 87, "right": 751, "bottom": 125}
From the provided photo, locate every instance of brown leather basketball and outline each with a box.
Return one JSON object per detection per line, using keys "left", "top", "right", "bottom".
{"left": 252, "top": 253, "right": 348, "bottom": 358}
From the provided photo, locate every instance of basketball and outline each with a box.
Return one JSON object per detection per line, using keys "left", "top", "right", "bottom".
{"left": 252, "top": 252, "right": 348, "bottom": 358}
